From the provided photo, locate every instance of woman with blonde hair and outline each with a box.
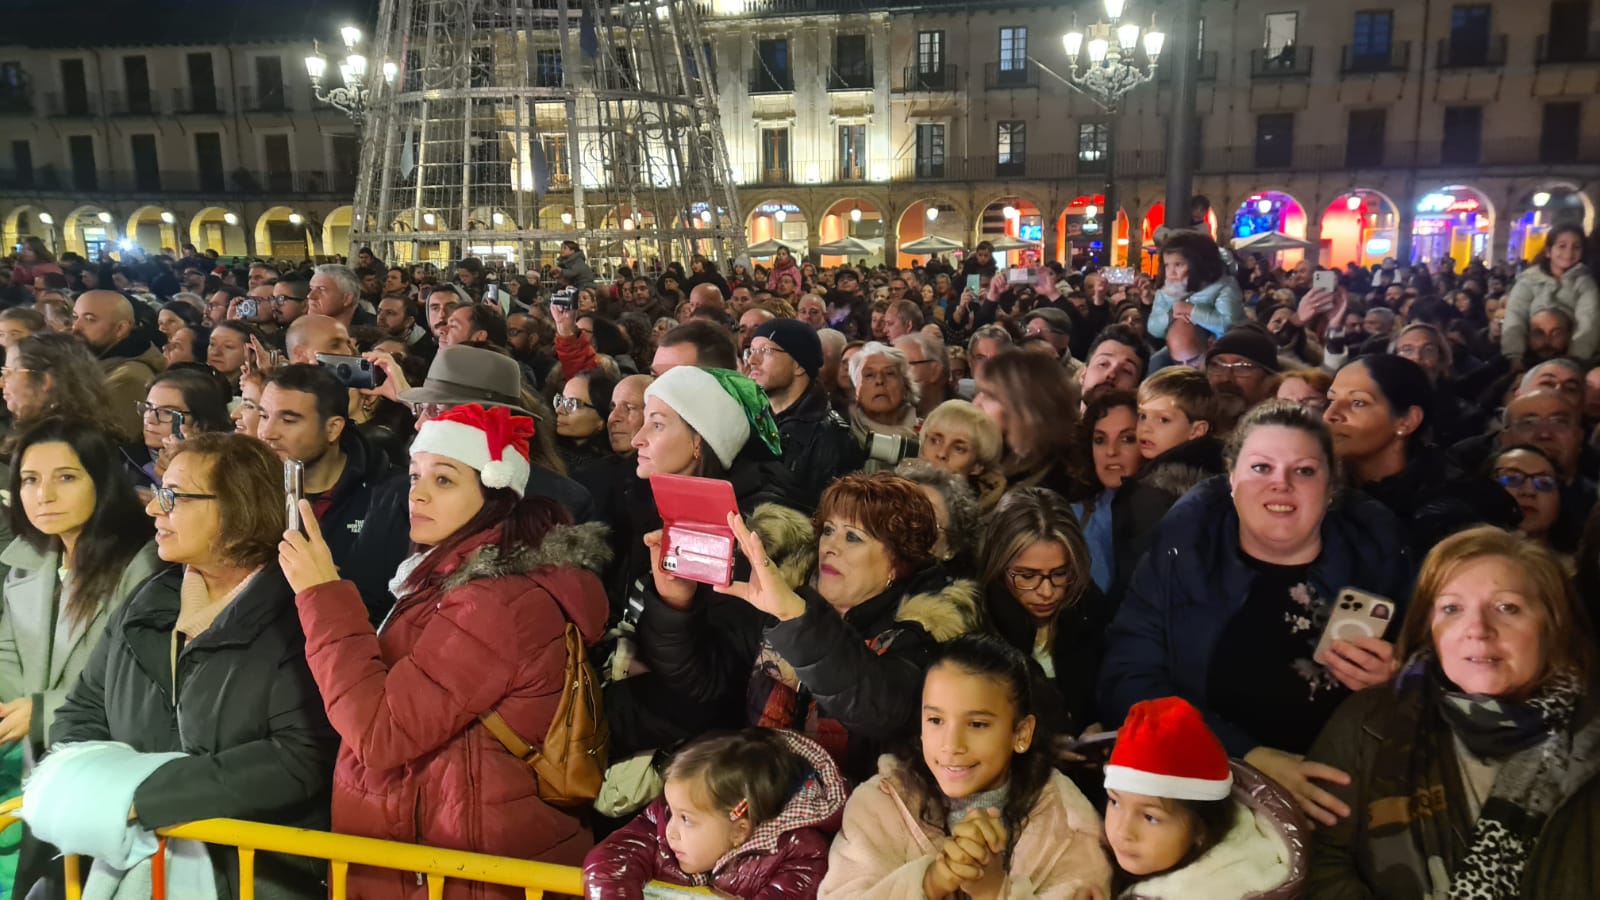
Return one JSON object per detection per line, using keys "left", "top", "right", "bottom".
{"left": 916, "top": 399, "right": 1005, "bottom": 511}
{"left": 971, "top": 348, "right": 1088, "bottom": 499}
{"left": 1275, "top": 367, "right": 1333, "bottom": 414}
{"left": 1307, "top": 526, "right": 1600, "bottom": 898}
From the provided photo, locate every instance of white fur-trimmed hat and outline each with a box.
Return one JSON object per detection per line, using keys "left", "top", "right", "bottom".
{"left": 644, "top": 365, "right": 751, "bottom": 469}
{"left": 410, "top": 403, "right": 534, "bottom": 497}
{"left": 1104, "top": 697, "right": 1234, "bottom": 801}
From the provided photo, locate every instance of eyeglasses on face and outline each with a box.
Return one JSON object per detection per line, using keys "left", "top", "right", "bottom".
{"left": 553, "top": 394, "right": 595, "bottom": 415}
{"left": 1508, "top": 414, "right": 1575, "bottom": 432}
{"left": 135, "top": 401, "right": 187, "bottom": 424}
{"left": 1496, "top": 470, "right": 1559, "bottom": 493}
{"left": 1007, "top": 568, "right": 1073, "bottom": 592}
{"left": 153, "top": 486, "right": 217, "bottom": 514}
{"left": 406, "top": 401, "right": 450, "bottom": 419}
{"left": 742, "top": 345, "right": 789, "bottom": 364}
{"left": 1205, "top": 359, "right": 1265, "bottom": 380}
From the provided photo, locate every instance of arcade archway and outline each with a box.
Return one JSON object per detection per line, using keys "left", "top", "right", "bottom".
{"left": 1413, "top": 185, "right": 1494, "bottom": 266}
{"left": 1319, "top": 190, "right": 1401, "bottom": 268}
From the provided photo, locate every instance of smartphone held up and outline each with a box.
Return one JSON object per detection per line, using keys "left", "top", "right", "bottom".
{"left": 650, "top": 473, "right": 741, "bottom": 588}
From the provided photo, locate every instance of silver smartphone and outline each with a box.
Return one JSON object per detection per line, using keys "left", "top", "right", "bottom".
{"left": 284, "top": 459, "right": 305, "bottom": 533}
{"left": 1313, "top": 588, "right": 1395, "bottom": 665}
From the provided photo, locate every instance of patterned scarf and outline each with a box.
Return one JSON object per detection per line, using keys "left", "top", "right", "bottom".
{"left": 1406, "top": 653, "right": 1582, "bottom": 899}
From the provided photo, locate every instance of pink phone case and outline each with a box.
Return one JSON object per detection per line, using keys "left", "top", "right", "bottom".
{"left": 650, "top": 474, "right": 741, "bottom": 588}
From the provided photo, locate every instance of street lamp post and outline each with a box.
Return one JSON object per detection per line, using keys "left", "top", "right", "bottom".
{"left": 1034, "top": 0, "right": 1163, "bottom": 267}
{"left": 305, "top": 27, "right": 396, "bottom": 124}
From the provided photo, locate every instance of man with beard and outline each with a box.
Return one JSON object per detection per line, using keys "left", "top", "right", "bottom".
{"left": 376, "top": 294, "right": 436, "bottom": 359}
{"left": 1202, "top": 325, "right": 1279, "bottom": 432}
{"left": 747, "top": 318, "right": 862, "bottom": 508}
{"left": 424, "top": 284, "right": 466, "bottom": 339}
{"left": 506, "top": 311, "right": 556, "bottom": 386}
{"left": 72, "top": 289, "right": 163, "bottom": 438}
{"left": 1080, "top": 325, "right": 1149, "bottom": 404}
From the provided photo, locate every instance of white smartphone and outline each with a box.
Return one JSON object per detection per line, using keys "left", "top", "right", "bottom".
{"left": 1312, "top": 270, "right": 1338, "bottom": 292}
{"left": 1313, "top": 588, "right": 1395, "bottom": 665}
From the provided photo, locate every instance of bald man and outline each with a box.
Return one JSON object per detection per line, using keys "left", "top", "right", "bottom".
{"left": 687, "top": 282, "right": 726, "bottom": 316}
{"left": 73, "top": 289, "right": 164, "bottom": 438}
{"left": 286, "top": 314, "right": 355, "bottom": 365}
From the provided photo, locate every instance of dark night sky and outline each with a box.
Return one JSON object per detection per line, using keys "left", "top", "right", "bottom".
{"left": 0, "top": 0, "right": 381, "bottom": 47}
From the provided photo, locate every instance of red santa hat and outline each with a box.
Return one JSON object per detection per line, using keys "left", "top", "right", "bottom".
{"left": 1104, "top": 697, "right": 1233, "bottom": 802}
{"left": 410, "top": 403, "right": 534, "bottom": 498}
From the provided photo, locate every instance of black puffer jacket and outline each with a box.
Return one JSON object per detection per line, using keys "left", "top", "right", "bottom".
{"left": 50, "top": 565, "right": 338, "bottom": 899}
{"left": 1110, "top": 436, "right": 1224, "bottom": 602}
{"left": 316, "top": 426, "right": 390, "bottom": 573}
{"left": 775, "top": 383, "right": 865, "bottom": 511}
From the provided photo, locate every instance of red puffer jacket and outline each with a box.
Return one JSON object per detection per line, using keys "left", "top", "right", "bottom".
{"left": 297, "top": 522, "right": 612, "bottom": 900}
{"left": 583, "top": 731, "right": 848, "bottom": 899}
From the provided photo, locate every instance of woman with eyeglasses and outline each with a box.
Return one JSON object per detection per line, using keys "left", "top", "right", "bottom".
{"left": 0, "top": 419, "right": 159, "bottom": 759}
{"left": 1275, "top": 367, "right": 1333, "bottom": 414}
{"left": 1324, "top": 355, "right": 1517, "bottom": 555}
{"left": 135, "top": 367, "right": 234, "bottom": 485}
{"left": 555, "top": 371, "right": 616, "bottom": 465}
{"left": 1493, "top": 445, "right": 1565, "bottom": 551}
{"left": 978, "top": 486, "right": 1110, "bottom": 735}
{"left": 45, "top": 432, "right": 337, "bottom": 898}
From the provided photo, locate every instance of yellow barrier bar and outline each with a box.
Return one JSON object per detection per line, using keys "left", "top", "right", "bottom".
{"left": 159, "top": 818, "right": 587, "bottom": 895}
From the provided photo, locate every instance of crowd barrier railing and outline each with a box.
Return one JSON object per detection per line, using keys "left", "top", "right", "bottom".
{"left": 0, "top": 796, "right": 709, "bottom": 900}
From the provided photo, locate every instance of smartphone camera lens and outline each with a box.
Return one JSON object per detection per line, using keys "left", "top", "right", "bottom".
{"left": 337, "top": 364, "right": 352, "bottom": 380}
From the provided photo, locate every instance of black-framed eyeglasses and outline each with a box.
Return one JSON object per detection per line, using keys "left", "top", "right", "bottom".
{"left": 1496, "top": 470, "right": 1560, "bottom": 493}
{"left": 406, "top": 401, "right": 449, "bottom": 419}
{"left": 1007, "top": 568, "right": 1073, "bottom": 592}
{"left": 135, "top": 401, "right": 188, "bottom": 424}
{"left": 153, "top": 486, "right": 217, "bottom": 514}
{"left": 554, "top": 394, "right": 595, "bottom": 415}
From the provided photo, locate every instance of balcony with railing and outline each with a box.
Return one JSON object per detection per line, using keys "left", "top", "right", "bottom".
{"left": 1437, "top": 34, "right": 1507, "bottom": 69}
{"left": 0, "top": 167, "right": 356, "bottom": 196}
{"left": 238, "top": 84, "right": 291, "bottom": 112}
{"left": 103, "top": 89, "right": 160, "bottom": 116}
{"left": 1537, "top": 31, "right": 1600, "bottom": 65}
{"left": 0, "top": 88, "right": 32, "bottom": 115}
{"left": 748, "top": 69, "right": 794, "bottom": 94}
{"left": 984, "top": 61, "right": 1038, "bottom": 90}
{"left": 171, "top": 86, "right": 224, "bottom": 114}
{"left": 900, "top": 64, "right": 959, "bottom": 92}
{"left": 827, "top": 65, "right": 873, "bottom": 91}
{"left": 1155, "top": 51, "right": 1219, "bottom": 82}
{"left": 43, "top": 91, "right": 98, "bottom": 117}
{"left": 1341, "top": 41, "right": 1411, "bottom": 74}
{"left": 1250, "top": 46, "right": 1314, "bottom": 79}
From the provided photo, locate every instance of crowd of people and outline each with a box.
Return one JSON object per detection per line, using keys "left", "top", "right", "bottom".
{"left": 0, "top": 207, "right": 1597, "bottom": 900}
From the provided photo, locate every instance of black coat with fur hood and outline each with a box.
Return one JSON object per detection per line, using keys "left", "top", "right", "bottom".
{"left": 1110, "top": 436, "right": 1224, "bottom": 603}
{"left": 632, "top": 504, "right": 982, "bottom": 781}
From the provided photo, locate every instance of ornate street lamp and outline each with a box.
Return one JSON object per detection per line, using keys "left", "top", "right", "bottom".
{"left": 1060, "top": 0, "right": 1165, "bottom": 111}
{"left": 304, "top": 26, "right": 396, "bottom": 123}
{"left": 1031, "top": 0, "right": 1164, "bottom": 266}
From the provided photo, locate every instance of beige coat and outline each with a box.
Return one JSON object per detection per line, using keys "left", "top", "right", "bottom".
{"left": 819, "top": 756, "right": 1111, "bottom": 899}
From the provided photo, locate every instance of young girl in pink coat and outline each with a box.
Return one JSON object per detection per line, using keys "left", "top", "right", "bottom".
{"left": 819, "top": 634, "right": 1111, "bottom": 900}
{"left": 583, "top": 728, "right": 848, "bottom": 899}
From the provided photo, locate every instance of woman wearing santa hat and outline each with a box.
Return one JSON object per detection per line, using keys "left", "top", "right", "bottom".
{"left": 279, "top": 402, "right": 612, "bottom": 900}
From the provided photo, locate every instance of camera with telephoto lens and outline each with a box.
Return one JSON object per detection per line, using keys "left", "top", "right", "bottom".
{"left": 868, "top": 432, "right": 920, "bottom": 465}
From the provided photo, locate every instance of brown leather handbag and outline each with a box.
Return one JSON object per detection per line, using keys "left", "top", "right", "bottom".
{"left": 480, "top": 620, "right": 609, "bottom": 809}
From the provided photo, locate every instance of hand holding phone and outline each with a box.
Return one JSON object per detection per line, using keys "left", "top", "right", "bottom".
{"left": 1313, "top": 589, "right": 1395, "bottom": 667}
{"left": 284, "top": 459, "right": 305, "bottom": 534}
{"left": 316, "top": 353, "right": 383, "bottom": 390}
{"left": 650, "top": 474, "right": 740, "bottom": 588}
{"left": 965, "top": 274, "right": 980, "bottom": 295}
{"left": 1312, "top": 270, "right": 1338, "bottom": 293}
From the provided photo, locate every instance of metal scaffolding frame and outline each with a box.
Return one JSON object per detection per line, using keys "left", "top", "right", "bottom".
{"left": 350, "top": 0, "right": 745, "bottom": 272}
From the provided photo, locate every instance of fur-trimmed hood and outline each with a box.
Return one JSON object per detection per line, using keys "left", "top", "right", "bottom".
{"left": 893, "top": 571, "right": 983, "bottom": 642}
{"left": 1120, "top": 763, "right": 1307, "bottom": 900}
{"left": 440, "top": 521, "right": 613, "bottom": 592}
{"left": 1133, "top": 436, "right": 1224, "bottom": 500}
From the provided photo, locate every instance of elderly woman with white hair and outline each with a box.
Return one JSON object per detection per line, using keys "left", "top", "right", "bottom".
{"left": 847, "top": 341, "right": 921, "bottom": 471}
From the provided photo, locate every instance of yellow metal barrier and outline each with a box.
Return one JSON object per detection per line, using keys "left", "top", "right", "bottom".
{"left": 0, "top": 796, "right": 712, "bottom": 900}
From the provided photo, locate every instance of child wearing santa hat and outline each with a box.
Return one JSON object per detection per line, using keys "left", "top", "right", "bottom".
{"left": 1103, "top": 697, "right": 1308, "bottom": 900}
